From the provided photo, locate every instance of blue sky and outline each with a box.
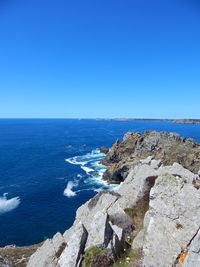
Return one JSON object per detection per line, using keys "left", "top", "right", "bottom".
{"left": 0, "top": 0, "right": 200, "bottom": 118}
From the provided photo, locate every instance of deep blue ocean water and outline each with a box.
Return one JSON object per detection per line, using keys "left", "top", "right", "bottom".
{"left": 0, "top": 119, "right": 200, "bottom": 247}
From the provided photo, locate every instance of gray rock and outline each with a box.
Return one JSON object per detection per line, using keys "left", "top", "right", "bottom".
{"left": 102, "top": 131, "right": 200, "bottom": 183}
{"left": 85, "top": 211, "right": 113, "bottom": 250}
{"left": 141, "top": 174, "right": 200, "bottom": 267}
{"left": 27, "top": 232, "right": 65, "bottom": 267}
{"left": 183, "top": 229, "right": 200, "bottom": 267}
{"left": 150, "top": 159, "right": 162, "bottom": 169}
{"left": 108, "top": 223, "right": 125, "bottom": 259}
{"left": 140, "top": 156, "right": 153, "bottom": 164}
{"left": 100, "top": 146, "right": 109, "bottom": 154}
{"left": 58, "top": 223, "right": 88, "bottom": 267}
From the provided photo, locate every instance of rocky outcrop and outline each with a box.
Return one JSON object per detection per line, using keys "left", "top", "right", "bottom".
{"left": 99, "top": 147, "right": 109, "bottom": 154}
{"left": 183, "top": 228, "right": 200, "bottom": 267}
{"left": 25, "top": 131, "right": 200, "bottom": 266}
{"left": 58, "top": 223, "right": 87, "bottom": 267}
{"left": 27, "top": 233, "right": 66, "bottom": 267}
{"left": 140, "top": 173, "right": 200, "bottom": 266}
{"left": 102, "top": 131, "right": 200, "bottom": 183}
{"left": 27, "top": 157, "right": 200, "bottom": 266}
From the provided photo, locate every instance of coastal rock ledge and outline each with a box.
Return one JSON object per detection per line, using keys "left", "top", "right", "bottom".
{"left": 2, "top": 131, "right": 200, "bottom": 267}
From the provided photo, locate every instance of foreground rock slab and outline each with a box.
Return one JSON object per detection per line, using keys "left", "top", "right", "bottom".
{"left": 140, "top": 174, "right": 200, "bottom": 266}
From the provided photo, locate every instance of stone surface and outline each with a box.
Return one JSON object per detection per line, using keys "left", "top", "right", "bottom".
{"left": 100, "top": 146, "right": 109, "bottom": 154}
{"left": 183, "top": 229, "right": 200, "bottom": 267}
{"left": 26, "top": 131, "right": 200, "bottom": 267}
{"left": 141, "top": 174, "right": 200, "bottom": 267}
{"left": 101, "top": 131, "right": 200, "bottom": 183}
{"left": 85, "top": 211, "right": 113, "bottom": 250}
{"left": 58, "top": 223, "right": 88, "bottom": 267}
{"left": 27, "top": 232, "right": 65, "bottom": 267}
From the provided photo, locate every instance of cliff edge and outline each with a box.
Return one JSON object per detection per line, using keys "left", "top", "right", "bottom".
{"left": 2, "top": 131, "right": 200, "bottom": 267}
{"left": 101, "top": 131, "right": 200, "bottom": 183}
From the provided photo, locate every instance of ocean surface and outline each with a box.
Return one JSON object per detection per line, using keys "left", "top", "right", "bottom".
{"left": 0, "top": 119, "right": 200, "bottom": 247}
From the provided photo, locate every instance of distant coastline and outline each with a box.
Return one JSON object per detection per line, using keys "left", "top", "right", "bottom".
{"left": 95, "top": 118, "right": 200, "bottom": 124}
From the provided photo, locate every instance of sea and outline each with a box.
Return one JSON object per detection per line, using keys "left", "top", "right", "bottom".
{"left": 0, "top": 119, "right": 200, "bottom": 247}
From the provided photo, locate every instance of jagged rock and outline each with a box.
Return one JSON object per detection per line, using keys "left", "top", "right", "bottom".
{"left": 140, "top": 174, "right": 200, "bottom": 267}
{"left": 27, "top": 154, "right": 200, "bottom": 267}
{"left": 150, "top": 159, "right": 162, "bottom": 169}
{"left": 85, "top": 212, "right": 113, "bottom": 250}
{"left": 100, "top": 146, "right": 109, "bottom": 154}
{"left": 26, "top": 131, "right": 200, "bottom": 266}
{"left": 107, "top": 223, "right": 125, "bottom": 259}
{"left": 101, "top": 131, "right": 200, "bottom": 183}
{"left": 183, "top": 229, "right": 200, "bottom": 267}
{"left": 27, "top": 232, "right": 65, "bottom": 267}
{"left": 140, "top": 156, "right": 153, "bottom": 164}
{"left": 58, "top": 223, "right": 88, "bottom": 267}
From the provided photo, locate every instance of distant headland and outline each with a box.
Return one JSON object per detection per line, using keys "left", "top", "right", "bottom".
{"left": 95, "top": 118, "right": 200, "bottom": 124}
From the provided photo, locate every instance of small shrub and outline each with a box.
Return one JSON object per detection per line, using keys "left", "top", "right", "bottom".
{"left": 82, "top": 246, "right": 113, "bottom": 267}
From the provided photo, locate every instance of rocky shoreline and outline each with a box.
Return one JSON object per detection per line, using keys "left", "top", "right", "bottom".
{"left": 1, "top": 131, "right": 200, "bottom": 267}
{"left": 101, "top": 131, "right": 200, "bottom": 184}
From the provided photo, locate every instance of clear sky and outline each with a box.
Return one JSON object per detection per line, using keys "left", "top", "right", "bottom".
{"left": 0, "top": 0, "right": 200, "bottom": 118}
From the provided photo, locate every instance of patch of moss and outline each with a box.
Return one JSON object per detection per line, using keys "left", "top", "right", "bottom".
{"left": 82, "top": 246, "right": 113, "bottom": 267}
{"left": 112, "top": 248, "right": 142, "bottom": 267}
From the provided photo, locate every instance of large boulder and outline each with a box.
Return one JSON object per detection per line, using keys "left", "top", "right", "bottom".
{"left": 58, "top": 223, "right": 88, "bottom": 267}
{"left": 85, "top": 212, "right": 113, "bottom": 250}
{"left": 27, "top": 232, "right": 66, "bottom": 267}
{"left": 100, "top": 146, "right": 109, "bottom": 154}
{"left": 140, "top": 174, "right": 200, "bottom": 266}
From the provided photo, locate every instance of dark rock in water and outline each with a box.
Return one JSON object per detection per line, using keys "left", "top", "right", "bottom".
{"left": 81, "top": 144, "right": 87, "bottom": 148}
{"left": 100, "top": 146, "right": 109, "bottom": 154}
{"left": 101, "top": 131, "right": 200, "bottom": 183}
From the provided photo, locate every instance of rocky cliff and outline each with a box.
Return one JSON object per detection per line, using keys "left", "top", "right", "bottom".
{"left": 2, "top": 131, "right": 200, "bottom": 267}
{"left": 101, "top": 131, "right": 200, "bottom": 183}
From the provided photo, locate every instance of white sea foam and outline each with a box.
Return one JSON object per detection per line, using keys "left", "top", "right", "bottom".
{"left": 81, "top": 166, "right": 94, "bottom": 174}
{"left": 65, "top": 157, "right": 88, "bottom": 166}
{"left": 63, "top": 181, "right": 77, "bottom": 197}
{"left": 0, "top": 193, "right": 20, "bottom": 214}
{"left": 64, "top": 148, "right": 118, "bottom": 192}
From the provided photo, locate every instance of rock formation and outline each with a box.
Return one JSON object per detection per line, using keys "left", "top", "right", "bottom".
{"left": 2, "top": 131, "right": 200, "bottom": 266}
{"left": 27, "top": 139, "right": 200, "bottom": 266}
{"left": 101, "top": 131, "right": 200, "bottom": 183}
{"left": 99, "top": 147, "right": 109, "bottom": 154}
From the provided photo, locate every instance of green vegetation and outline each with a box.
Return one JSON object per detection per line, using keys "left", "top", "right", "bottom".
{"left": 82, "top": 246, "right": 113, "bottom": 267}
{"left": 112, "top": 248, "right": 142, "bottom": 267}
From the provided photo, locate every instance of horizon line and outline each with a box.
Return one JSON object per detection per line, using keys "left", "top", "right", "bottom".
{"left": 0, "top": 118, "right": 200, "bottom": 120}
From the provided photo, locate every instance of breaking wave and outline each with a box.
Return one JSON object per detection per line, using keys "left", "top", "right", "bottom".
{"left": 63, "top": 181, "right": 78, "bottom": 198}
{"left": 0, "top": 193, "right": 20, "bottom": 214}
{"left": 65, "top": 149, "right": 119, "bottom": 194}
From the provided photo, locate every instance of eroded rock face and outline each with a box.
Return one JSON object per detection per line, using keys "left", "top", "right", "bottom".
{"left": 58, "top": 223, "right": 88, "bottom": 267}
{"left": 102, "top": 131, "right": 200, "bottom": 183}
{"left": 183, "top": 228, "right": 200, "bottom": 267}
{"left": 26, "top": 131, "right": 200, "bottom": 267}
{"left": 27, "top": 232, "right": 65, "bottom": 267}
{"left": 139, "top": 174, "right": 200, "bottom": 266}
